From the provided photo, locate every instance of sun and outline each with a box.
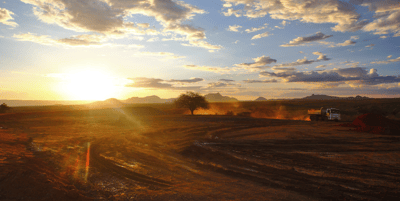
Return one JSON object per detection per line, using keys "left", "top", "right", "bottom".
{"left": 61, "top": 69, "right": 118, "bottom": 100}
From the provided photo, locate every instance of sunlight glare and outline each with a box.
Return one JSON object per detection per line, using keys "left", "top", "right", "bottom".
{"left": 61, "top": 69, "right": 119, "bottom": 100}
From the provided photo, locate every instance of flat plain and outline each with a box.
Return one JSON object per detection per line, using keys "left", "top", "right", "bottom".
{"left": 1, "top": 100, "right": 400, "bottom": 200}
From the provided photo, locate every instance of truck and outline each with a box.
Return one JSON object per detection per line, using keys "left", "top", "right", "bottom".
{"left": 308, "top": 107, "right": 341, "bottom": 121}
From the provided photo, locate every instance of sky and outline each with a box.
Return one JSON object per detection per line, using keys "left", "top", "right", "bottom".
{"left": 0, "top": 0, "right": 400, "bottom": 101}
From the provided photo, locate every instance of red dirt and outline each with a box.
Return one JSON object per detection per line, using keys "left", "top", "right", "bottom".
{"left": 340, "top": 113, "right": 400, "bottom": 134}
{"left": 1, "top": 108, "right": 400, "bottom": 200}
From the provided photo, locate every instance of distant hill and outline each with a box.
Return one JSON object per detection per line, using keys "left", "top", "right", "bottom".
{"left": 302, "top": 94, "right": 340, "bottom": 100}
{"left": 204, "top": 93, "right": 238, "bottom": 102}
{"left": 89, "top": 98, "right": 125, "bottom": 107}
{"left": 254, "top": 97, "right": 268, "bottom": 101}
{"left": 301, "top": 94, "right": 370, "bottom": 100}
{"left": 0, "top": 100, "right": 92, "bottom": 107}
{"left": 124, "top": 95, "right": 167, "bottom": 104}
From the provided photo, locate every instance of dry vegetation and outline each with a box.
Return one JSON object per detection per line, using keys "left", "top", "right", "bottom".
{"left": 1, "top": 99, "right": 400, "bottom": 200}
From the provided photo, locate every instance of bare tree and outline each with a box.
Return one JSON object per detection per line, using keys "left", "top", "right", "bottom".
{"left": 175, "top": 92, "right": 209, "bottom": 115}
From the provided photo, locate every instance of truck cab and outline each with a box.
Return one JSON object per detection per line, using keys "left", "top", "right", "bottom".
{"left": 326, "top": 108, "right": 341, "bottom": 121}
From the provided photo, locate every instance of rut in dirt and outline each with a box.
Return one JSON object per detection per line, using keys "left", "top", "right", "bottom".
{"left": 89, "top": 141, "right": 172, "bottom": 187}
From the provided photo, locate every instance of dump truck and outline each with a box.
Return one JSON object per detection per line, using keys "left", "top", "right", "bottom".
{"left": 308, "top": 107, "right": 341, "bottom": 121}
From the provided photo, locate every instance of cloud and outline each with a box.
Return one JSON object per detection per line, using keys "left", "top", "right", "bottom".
{"left": 207, "top": 82, "right": 230, "bottom": 88}
{"left": 350, "top": 35, "right": 359, "bottom": 40}
{"left": 371, "top": 57, "right": 400, "bottom": 64}
{"left": 227, "top": 25, "right": 242, "bottom": 32}
{"left": 126, "top": 77, "right": 201, "bottom": 90}
{"left": 21, "top": 0, "right": 206, "bottom": 36}
{"left": 335, "top": 40, "right": 357, "bottom": 47}
{"left": 270, "top": 52, "right": 330, "bottom": 69}
{"left": 243, "top": 79, "right": 278, "bottom": 83}
{"left": 20, "top": 0, "right": 220, "bottom": 49}
{"left": 281, "top": 20, "right": 289, "bottom": 26}
{"left": 221, "top": 0, "right": 368, "bottom": 32}
{"left": 251, "top": 31, "right": 272, "bottom": 40}
{"left": 387, "top": 55, "right": 392, "bottom": 59}
{"left": 281, "top": 32, "right": 332, "bottom": 47}
{"left": 352, "top": 0, "right": 400, "bottom": 37}
{"left": 183, "top": 65, "right": 232, "bottom": 74}
{"left": 13, "top": 32, "right": 108, "bottom": 46}
{"left": 219, "top": 79, "right": 235, "bottom": 82}
{"left": 260, "top": 67, "right": 400, "bottom": 86}
{"left": 135, "top": 52, "right": 185, "bottom": 59}
{"left": 147, "top": 37, "right": 159, "bottom": 42}
{"left": 235, "top": 56, "right": 277, "bottom": 68}
{"left": 312, "top": 52, "right": 330, "bottom": 61}
{"left": 316, "top": 65, "right": 326, "bottom": 68}
{"left": 365, "top": 44, "right": 375, "bottom": 47}
{"left": 181, "top": 40, "right": 223, "bottom": 50}
{"left": 0, "top": 7, "right": 17, "bottom": 27}
{"left": 168, "top": 78, "right": 204, "bottom": 83}
{"left": 346, "top": 62, "right": 361, "bottom": 68}
{"left": 222, "top": 8, "right": 242, "bottom": 17}
{"left": 164, "top": 24, "right": 205, "bottom": 40}
{"left": 206, "top": 81, "right": 241, "bottom": 89}
{"left": 245, "top": 23, "right": 268, "bottom": 33}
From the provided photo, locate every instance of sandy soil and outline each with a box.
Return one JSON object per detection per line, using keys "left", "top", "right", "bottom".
{"left": 0, "top": 108, "right": 399, "bottom": 200}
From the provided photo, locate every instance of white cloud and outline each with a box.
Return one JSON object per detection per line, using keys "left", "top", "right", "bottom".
{"left": 365, "top": 44, "right": 375, "bottom": 47}
{"left": 353, "top": 0, "right": 400, "bottom": 37}
{"left": 281, "top": 32, "right": 333, "bottom": 47}
{"left": 183, "top": 65, "right": 232, "bottom": 74}
{"left": 245, "top": 23, "right": 268, "bottom": 33}
{"left": 147, "top": 37, "right": 159, "bottom": 42}
{"left": 181, "top": 40, "right": 223, "bottom": 50}
{"left": 270, "top": 52, "right": 330, "bottom": 69}
{"left": 164, "top": 24, "right": 205, "bottom": 40}
{"left": 227, "top": 24, "right": 242, "bottom": 32}
{"left": 235, "top": 56, "right": 277, "bottom": 68}
{"left": 207, "top": 82, "right": 238, "bottom": 88}
{"left": 243, "top": 79, "right": 278, "bottom": 83}
{"left": 126, "top": 77, "right": 201, "bottom": 90}
{"left": 335, "top": 40, "right": 357, "bottom": 47}
{"left": 222, "top": 8, "right": 242, "bottom": 17}
{"left": 316, "top": 65, "right": 326, "bottom": 68}
{"left": 20, "top": 0, "right": 220, "bottom": 50}
{"left": 135, "top": 52, "right": 185, "bottom": 59}
{"left": 221, "top": 0, "right": 368, "bottom": 32}
{"left": 371, "top": 57, "right": 400, "bottom": 64}
{"left": 261, "top": 67, "right": 400, "bottom": 86}
{"left": 13, "top": 32, "right": 107, "bottom": 47}
{"left": 350, "top": 35, "right": 359, "bottom": 40}
{"left": 387, "top": 55, "right": 393, "bottom": 59}
{"left": 251, "top": 31, "right": 271, "bottom": 40}
{"left": 168, "top": 78, "right": 204, "bottom": 83}
{"left": 0, "top": 7, "right": 17, "bottom": 27}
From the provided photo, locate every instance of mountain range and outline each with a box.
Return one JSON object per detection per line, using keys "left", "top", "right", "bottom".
{"left": 1, "top": 94, "right": 371, "bottom": 107}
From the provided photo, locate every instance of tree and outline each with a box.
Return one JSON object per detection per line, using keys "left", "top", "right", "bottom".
{"left": 175, "top": 92, "right": 209, "bottom": 115}
{"left": 0, "top": 103, "right": 10, "bottom": 113}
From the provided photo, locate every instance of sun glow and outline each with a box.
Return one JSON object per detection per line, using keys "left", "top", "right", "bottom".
{"left": 60, "top": 69, "right": 120, "bottom": 100}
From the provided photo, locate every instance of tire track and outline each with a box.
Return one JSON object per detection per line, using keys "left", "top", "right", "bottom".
{"left": 90, "top": 141, "right": 171, "bottom": 187}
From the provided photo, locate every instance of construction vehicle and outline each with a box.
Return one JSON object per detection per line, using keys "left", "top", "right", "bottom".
{"left": 308, "top": 107, "right": 341, "bottom": 121}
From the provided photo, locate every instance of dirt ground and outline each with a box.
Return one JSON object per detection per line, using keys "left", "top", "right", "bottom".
{"left": 1, "top": 107, "right": 399, "bottom": 200}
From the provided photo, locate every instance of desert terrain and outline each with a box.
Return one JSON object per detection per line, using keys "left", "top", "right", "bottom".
{"left": 1, "top": 100, "right": 400, "bottom": 200}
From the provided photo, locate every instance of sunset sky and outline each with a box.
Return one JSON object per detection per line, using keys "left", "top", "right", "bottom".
{"left": 1, "top": 0, "right": 400, "bottom": 101}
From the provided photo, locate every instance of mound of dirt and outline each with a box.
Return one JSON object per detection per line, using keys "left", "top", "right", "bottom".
{"left": 341, "top": 113, "right": 400, "bottom": 134}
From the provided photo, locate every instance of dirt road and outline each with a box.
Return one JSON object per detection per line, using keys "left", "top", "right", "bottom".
{"left": 1, "top": 109, "right": 399, "bottom": 200}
